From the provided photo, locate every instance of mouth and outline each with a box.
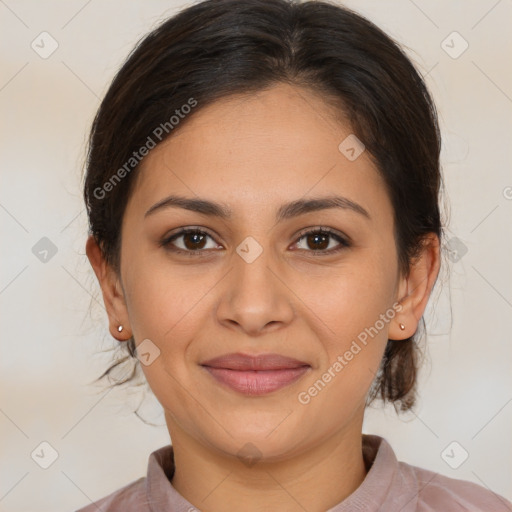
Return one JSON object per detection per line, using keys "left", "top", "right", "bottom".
{"left": 200, "top": 353, "right": 311, "bottom": 396}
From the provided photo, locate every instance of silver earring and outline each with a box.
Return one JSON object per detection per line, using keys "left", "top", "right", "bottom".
{"left": 117, "top": 325, "right": 123, "bottom": 332}
{"left": 399, "top": 323, "right": 405, "bottom": 331}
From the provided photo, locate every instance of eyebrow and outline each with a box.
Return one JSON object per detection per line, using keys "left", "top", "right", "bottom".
{"left": 144, "top": 194, "right": 370, "bottom": 221}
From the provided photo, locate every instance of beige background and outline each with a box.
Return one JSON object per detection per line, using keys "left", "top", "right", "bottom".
{"left": 1, "top": 0, "right": 511, "bottom": 510}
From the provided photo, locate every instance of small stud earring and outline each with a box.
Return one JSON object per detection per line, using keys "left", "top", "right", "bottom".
{"left": 117, "top": 325, "right": 123, "bottom": 332}
{"left": 399, "top": 323, "right": 405, "bottom": 331}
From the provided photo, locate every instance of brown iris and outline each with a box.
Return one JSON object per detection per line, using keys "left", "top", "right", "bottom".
{"left": 183, "top": 232, "right": 208, "bottom": 250}
{"left": 305, "top": 232, "right": 329, "bottom": 251}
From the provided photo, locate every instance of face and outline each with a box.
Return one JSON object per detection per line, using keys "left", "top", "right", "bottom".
{"left": 104, "top": 83, "right": 412, "bottom": 460}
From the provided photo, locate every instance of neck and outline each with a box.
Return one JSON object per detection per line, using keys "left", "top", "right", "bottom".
{"left": 167, "top": 416, "right": 367, "bottom": 512}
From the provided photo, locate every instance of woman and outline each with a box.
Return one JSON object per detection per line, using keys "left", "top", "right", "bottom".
{"left": 80, "top": 0, "right": 512, "bottom": 510}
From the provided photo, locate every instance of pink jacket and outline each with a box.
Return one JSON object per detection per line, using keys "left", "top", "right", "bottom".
{"left": 75, "top": 434, "right": 512, "bottom": 511}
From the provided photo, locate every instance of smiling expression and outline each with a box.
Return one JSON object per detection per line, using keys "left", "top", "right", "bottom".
{"left": 113, "top": 83, "right": 406, "bottom": 460}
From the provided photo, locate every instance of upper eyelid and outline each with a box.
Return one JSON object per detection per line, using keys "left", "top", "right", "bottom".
{"left": 295, "top": 225, "right": 347, "bottom": 240}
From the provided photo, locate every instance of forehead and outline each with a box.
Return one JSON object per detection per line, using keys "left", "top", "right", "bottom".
{"left": 127, "top": 83, "right": 390, "bottom": 222}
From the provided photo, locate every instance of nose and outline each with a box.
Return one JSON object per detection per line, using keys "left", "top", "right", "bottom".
{"left": 215, "top": 244, "right": 295, "bottom": 336}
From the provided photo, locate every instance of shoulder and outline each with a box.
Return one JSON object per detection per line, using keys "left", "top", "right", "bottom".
{"left": 74, "top": 443, "right": 177, "bottom": 512}
{"left": 362, "top": 435, "right": 511, "bottom": 512}
{"left": 398, "top": 461, "right": 512, "bottom": 511}
{"left": 74, "top": 476, "right": 147, "bottom": 512}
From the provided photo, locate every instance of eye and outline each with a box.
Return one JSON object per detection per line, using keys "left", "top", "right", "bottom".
{"left": 160, "top": 228, "right": 220, "bottom": 255}
{"left": 160, "top": 226, "right": 350, "bottom": 256}
{"left": 292, "top": 227, "right": 350, "bottom": 254}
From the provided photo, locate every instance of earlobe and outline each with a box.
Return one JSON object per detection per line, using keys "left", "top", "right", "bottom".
{"left": 390, "top": 233, "right": 441, "bottom": 341}
{"left": 85, "top": 235, "right": 131, "bottom": 341}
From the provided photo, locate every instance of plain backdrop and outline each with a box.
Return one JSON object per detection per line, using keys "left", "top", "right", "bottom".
{"left": 1, "top": 0, "right": 511, "bottom": 510}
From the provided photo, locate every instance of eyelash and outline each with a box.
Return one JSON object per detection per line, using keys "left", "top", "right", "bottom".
{"left": 159, "top": 226, "right": 351, "bottom": 257}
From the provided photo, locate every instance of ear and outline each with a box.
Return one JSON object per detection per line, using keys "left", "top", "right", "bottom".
{"left": 389, "top": 233, "right": 441, "bottom": 341}
{"left": 85, "top": 235, "right": 131, "bottom": 341}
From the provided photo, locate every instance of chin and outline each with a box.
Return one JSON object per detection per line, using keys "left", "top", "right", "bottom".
{"left": 206, "top": 415, "right": 311, "bottom": 462}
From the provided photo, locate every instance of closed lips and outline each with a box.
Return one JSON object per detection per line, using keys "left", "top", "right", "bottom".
{"left": 200, "top": 353, "right": 311, "bottom": 396}
{"left": 200, "top": 353, "right": 310, "bottom": 370}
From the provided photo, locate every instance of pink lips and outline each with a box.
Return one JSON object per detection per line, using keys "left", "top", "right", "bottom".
{"left": 201, "top": 353, "right": 311, "bottom": 396}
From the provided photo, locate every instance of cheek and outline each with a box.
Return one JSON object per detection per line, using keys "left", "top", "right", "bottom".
{"left": 302, "top": 253, "right": 397, "bottom": 343}
{"left": 124, "top": 262, "right": 209, "bottom": 420}
{"left": 295, "top": 278, "right": 395, "bottom": 426}
{"left": 299, "top": 246, "right": 398, "bottom": 391}
{"left": 121, "top": 251, "right": 218, "bottom": 390}
{"left": 122, "top": 243, "right": 206, "bottom": 338}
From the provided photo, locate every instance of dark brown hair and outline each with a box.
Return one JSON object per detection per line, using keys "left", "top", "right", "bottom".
{"left": 83, "top": 0, "right": 443, "bottom": 413}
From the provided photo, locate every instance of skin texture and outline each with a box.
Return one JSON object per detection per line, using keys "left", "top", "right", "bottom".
{"left": 86, "top": 83, "right": 440, "bottom": 512}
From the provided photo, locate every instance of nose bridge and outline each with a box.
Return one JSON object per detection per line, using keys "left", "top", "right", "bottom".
{"left": 216, "top": 236, "right": 294, "bottom": 333}
{"left": 232, "top": 236, "right": 279, "bottom": 304}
